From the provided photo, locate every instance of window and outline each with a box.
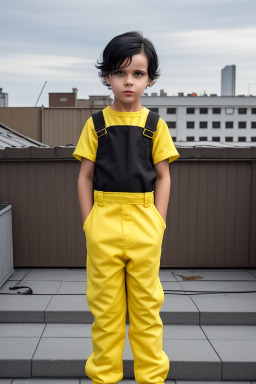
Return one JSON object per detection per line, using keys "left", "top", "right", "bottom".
{"left": 212, "top": 108, "right": 221, "bottom": 114}
{"left": 60, "top": 97, "right": 68, "bottom": 102}
{"left": 186, "top": 136, "right": 194, "bottom": 141}
{"left": 225, "top": 137, "right": 233, "bottom": 142}
{"left": 252, "top": 137, "right": 256, "bottom": 142}
{"left": 225, "top": 107, "right": 234, "bottom": 114}
{"left": 252, "top": 108, "right": 256, "bottom": 114}
{"left": 200, "top": 108, "right": 208, "bottom": 114}
{"left": 167, "top": 121, "right": 176, "bottom": 128}
{"left": 199, "top": 136, "right": 207, "bottom": 141}
{"left": 238, "top": 137, "right": 246, "bottom": 141}
{"left": 200, "top": 121, "right": 207, "bottom": 128}
{"left": 225, "top": 121, "right": 233, "bottom": 128}
{"left": 238, "top": 108, "right": 247, "bottom": 114}
{"left": 167, "top": 108, "right": 176, "bottom": 114}
{"left": 251, "top": 122, "right": 256, "bottom": 128}
{"left": 149, "top": 107, "right": 159, "bottom": 113}
{"left": 212, "top": 137, "right": 220, "bottom": 142}
{"left": 187, "top": 121, "right": 194, "bottom": 128}
{"left": 238, "top": 122, "right": 246, "bottom": 129}
{"left": 186, "top": 108, "right": 195, "bottom": 114}
{"left": 172, "top": 136, "right": 177, "bottom": 142}
{"left": 212, "top": 121, "right": 220, "bottom": 128}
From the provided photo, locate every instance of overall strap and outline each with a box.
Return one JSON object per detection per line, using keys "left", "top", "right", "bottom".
{"left": 91, "top": 110, "right": 108, "bottom": 139}
{"left": 143, "top": 110, "right": 160, "bottom": 139}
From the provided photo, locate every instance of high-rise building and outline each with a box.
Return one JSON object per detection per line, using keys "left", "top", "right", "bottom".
{"left": 221, "top": 65, "right": 236, "bottom": 96}
{"left": 0, "top": 88, "right": 8, "bottom": 107}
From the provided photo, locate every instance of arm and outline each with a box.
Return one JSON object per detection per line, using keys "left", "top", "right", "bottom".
{"left": 78, "top": 157, "right": 95, "bottom": 224}
{"left": 154, "top": 159, "right": 171, "bottom": 223}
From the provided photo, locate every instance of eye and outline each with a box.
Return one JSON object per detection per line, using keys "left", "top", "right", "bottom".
{"left": 113, "top": 70, "right": 124, "bottom": 76}
{"left": 135, "top": 71, "right": 144, "bottom": 77}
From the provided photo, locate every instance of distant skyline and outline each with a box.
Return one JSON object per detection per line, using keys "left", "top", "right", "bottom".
{"left": 1, "top": 0, "right": 256, "bottom": 107}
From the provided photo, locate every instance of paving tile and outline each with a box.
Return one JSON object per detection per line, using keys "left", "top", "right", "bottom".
{"left": 161, "top": 293, "right": 199, "bottom": 324}
{"left": 163, "top": 339, "right": 221, "bottom": 380}
{"left": 174, "top": 270, "right": 256, "bottom": 281}
{"left": 161, "top": 281, "right": 185, "bottom": 291}
{"left": 178, "top": 281, "right": 256, "bottom": 292}
{"left": 246, "top": 268, "right": 256, "bottom": 276}
{"left": 0, "top": 337, "right": 39, "bottom": 377}
{"left": 32, "top": 337, "right": 92, "bottom": 377}
{"left": 56, "top": 282, "right": 87, "bottom": 295}
{"left": 0, "top": 295, "right": 52, "bottom": 323}
{"left": 190, "top": 292, "right": 256, "bottom": 324}
{"left": 12, "top": 379, "right": 80, "bottom": 383}
{"left": 163, "top": 325, "right": 207, "bottom": 339}
{"left": 176, "top": 381, "right": 251, "bottom": 384}
{"left": 159, "top": 270, "right": 177, "bottom": 281}
{"left": 202, "top": 325, "right": 256, "bottom": 340}
{"left": 42, "top": 324, "right": 92, "bottom": 338}
{"left": 0, "top": 323, "right": 45, "bottom": 337}
{"left": 45, "top": 295, "right": 93, "bottom": 323}
{"left": 211, "top": 339, "right": 256, "bottom": 380}
{"left": 0, "top": 380, "right": 12, "bottom": 384}
{"left": 0, "top": 280, "right": 62, "bottom": 295}
{"left": 7, "top": 269, "right": 30, "bottom": 281}
{"left": 22, "top": 269, "right": 87, "bottom": 282}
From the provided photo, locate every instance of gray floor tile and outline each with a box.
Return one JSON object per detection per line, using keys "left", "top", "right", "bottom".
{"left": 45, "top": 295, "right": 93, "bottom": 323}
{"left": 246, "top": 269, "right": 256, "bottom": 279}
{"left": 32, "top": 337, "right": 92, "bottom": 377}
{"left": 211, "top": 339, "right": 256, "bottom": 380}
{"left": 161, "top": 281, "right": 186, "bottom": 291}
{"left": 56, "top": 282, "right": 87, "bottom": 295}
{"left": 0, "top": 337, "right": 39, "bottom": 377}
{"left": 0, "top": 295, "right": 52, "bottom": 323}
{"left": 159, "top": 270, "right": 177, "bottom": 281}
{"left": 0, "top": 380, "right": 12, "bottom": 384}
{"left": 0, "top": 323, "right": 45, "bottom": 337}
{"left": 163, "top": 325, "right": 207, "bottom": 339}
{"left": 178, "top": 281, "right": 256, "bottom": 292}
{"left": 7, "top": 269, "right": 30, "bottom": 281}
{"left": 176, "top": 382, "right": 251, "bottom": 384}
{"left": 12, "top": 379, "right": 80, "bottom": 383}
{"left": 0, "top": 280, "right": 62, "bottom": 295}
{"left": 174, "top": 270, "right": 256, "bottom": 281}
{"left": 202, "top": 325, "right": 256, "bottom": 340}
{"left": 161, "top": 293, "right": 199, "bottom": 324}
{"left": 190, "top": 292, "right": 256, "bottom": 324}
{"left": 22, "top": 269, "right": 87, "bottom": 282}
{"left": 163, "top": 339, "right": 221, "bottom": 380}
{"left": 42, "top": 324, "right": 92, "bottom": 338}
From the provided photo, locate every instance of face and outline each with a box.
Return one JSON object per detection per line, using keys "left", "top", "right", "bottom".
{"left": 105, "top": 51, "right": 152, "bottom": 111}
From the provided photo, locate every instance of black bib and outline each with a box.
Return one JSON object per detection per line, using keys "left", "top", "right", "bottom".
{"left": 92, "top": 110, "right": 159, "bottom": 193}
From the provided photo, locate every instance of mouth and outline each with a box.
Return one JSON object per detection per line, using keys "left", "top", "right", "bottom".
{"left": 123, "top": 91, "right": 134, "bottom": 94}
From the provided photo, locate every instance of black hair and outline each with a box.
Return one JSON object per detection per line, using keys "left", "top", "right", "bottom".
{"left": 95, "top": 31, "right": 160, "bottom": 90}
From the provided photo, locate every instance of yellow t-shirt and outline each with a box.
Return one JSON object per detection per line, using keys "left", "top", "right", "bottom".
{"left": 72, "top": 106, "right": 180, "bottom": 165}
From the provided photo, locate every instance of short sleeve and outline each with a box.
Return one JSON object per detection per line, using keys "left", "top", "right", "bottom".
{"left": 72, "top": 117, "right": 98, "bottom": 162}
{"left": 152, "top": 118, "right": 180, "bottom": 164}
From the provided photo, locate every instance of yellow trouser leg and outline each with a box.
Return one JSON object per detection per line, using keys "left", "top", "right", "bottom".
{"left": 125, "top": 203, "right": 169, "bottom": 384}
{"left": 85, "top": 201, "right": 127, "bottom": 384}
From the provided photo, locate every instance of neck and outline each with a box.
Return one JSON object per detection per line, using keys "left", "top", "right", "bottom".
{"left": 110, "top": 99, "right": 143, "bottom": 112}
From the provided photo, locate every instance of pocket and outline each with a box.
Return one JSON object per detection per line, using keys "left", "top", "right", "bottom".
{"left": 83, "top": 203, "right": 95, "bottom": 232}
{"left": 152, "top": 204, "right": 166, "bottom": 230}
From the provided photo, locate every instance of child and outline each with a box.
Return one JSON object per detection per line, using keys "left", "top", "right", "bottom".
{"left": 73, "top": 31, "right": 180, "bottom": 384}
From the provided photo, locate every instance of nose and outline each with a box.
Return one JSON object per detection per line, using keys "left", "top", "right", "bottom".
{"left": 124, "top": 74, "right": 133, "bottom": 85}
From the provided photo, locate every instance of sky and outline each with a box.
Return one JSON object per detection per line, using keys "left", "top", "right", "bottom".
{"left": 1, "top": 0, "right": 256, "bottom": 107}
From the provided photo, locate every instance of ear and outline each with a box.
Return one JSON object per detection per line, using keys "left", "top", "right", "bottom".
{"left": 105, "top": 74, "right": 111, "bottom": 85}
{"left": 147, "top": 78, "right": 154, "bottom": 87}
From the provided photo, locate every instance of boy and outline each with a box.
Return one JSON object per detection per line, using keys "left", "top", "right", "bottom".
{"left": 73, "top": 31, "right": 180, "bottom": 384}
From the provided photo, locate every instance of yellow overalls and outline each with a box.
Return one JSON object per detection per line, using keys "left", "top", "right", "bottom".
{"left": 83, "top": 110, "right": 170, "bottom": 384}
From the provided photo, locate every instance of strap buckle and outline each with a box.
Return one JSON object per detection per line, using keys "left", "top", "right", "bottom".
{"left": 143, "top": 127, "right": 155, "bottom": 139}
{"left": 95, "top": 127, "right": 107, "bottom": 138}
